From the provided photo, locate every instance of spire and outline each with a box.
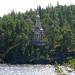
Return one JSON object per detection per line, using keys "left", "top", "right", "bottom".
{"left": 35, "top": 7, "right": 43, "bottom": 30}
{"left": 36, "top": 7, "right": 40, "bottom": 20}
{"left": 37, "top": 6, "right": 39, "bottom": 14}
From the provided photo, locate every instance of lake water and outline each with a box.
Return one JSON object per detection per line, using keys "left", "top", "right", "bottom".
{"left": 0, "top": 64, "right": 75, "bottom": 75}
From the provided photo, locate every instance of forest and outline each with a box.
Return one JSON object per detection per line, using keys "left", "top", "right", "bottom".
{"left": 0, "top": 4, "right": 75, "bottom": 66}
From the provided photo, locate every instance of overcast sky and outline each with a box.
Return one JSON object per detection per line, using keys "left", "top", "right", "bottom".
{"left": 0, "top": 0, "right": 75, "bottom": 17}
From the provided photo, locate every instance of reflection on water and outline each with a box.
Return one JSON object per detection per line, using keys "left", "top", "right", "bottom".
{"left": 0, "top": 64, "right": 56, "bottom": 75}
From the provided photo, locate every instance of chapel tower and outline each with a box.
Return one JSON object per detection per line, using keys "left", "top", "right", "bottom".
{"left": 31, "top": 9, "right": 45, "bottom": 46}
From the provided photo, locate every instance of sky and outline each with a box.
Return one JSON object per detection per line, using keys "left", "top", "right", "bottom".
{"left": 0, "top": 0, "right": 75, "bottom": 17}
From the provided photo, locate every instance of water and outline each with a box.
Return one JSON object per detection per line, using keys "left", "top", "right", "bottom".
{"left": 0, "top": 64, "right": 57, "bottom": 75}
{"left": 0, "top": 64, "right": 74, "bottom": 75}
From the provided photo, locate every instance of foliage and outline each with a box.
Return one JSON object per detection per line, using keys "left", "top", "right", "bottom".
{"left": 0, "top": 5, "right": 75, "bottom": 64}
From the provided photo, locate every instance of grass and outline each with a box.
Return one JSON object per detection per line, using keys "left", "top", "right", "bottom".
{"left": 54, "top": 64, "right": 65, "bottom": 75}
{"left": 65, "top": 59, "right": 75, "bottom": 70}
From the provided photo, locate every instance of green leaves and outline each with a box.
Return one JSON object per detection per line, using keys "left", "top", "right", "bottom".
{"left": 0, "top": 5, "right": 75, "bottom": 64}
